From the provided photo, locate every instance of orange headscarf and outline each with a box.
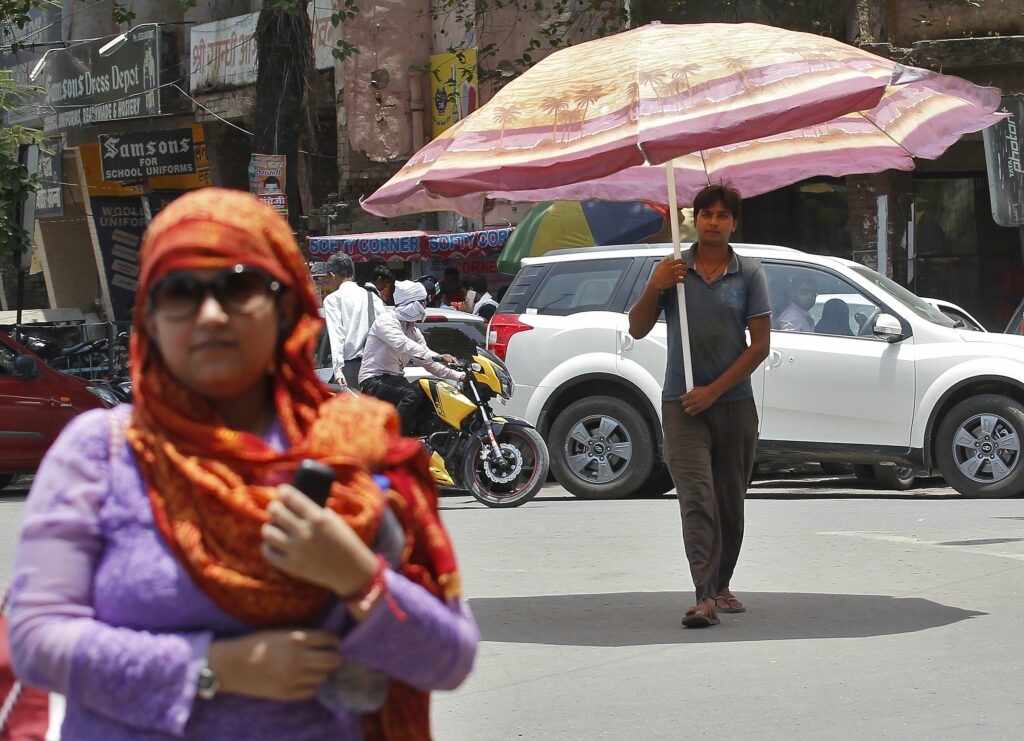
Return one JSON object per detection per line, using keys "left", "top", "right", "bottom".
{"left": 128, "top": 188, "right": 457, "bottom": 740}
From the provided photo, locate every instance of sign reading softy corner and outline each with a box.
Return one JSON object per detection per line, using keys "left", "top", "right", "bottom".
{"left": 308, "top": 227, "right": 512, "bottom": 261}
{"left": 98, "top": 129, "right": 197, "bottom": 181}
{"left": 37, "top": 25, "right": 160, "bottom": 132}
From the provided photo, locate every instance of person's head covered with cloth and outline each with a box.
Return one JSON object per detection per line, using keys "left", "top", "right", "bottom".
{"left": 392, "top": 279, "right": 428, "bottom": 323}
{"left": 129, "top": 187, "right": 463, "bottom": 735}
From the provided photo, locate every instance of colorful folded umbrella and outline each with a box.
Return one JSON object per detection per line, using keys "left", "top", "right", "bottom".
{"left": 497, "top": 200, "right": 665, "bottom": 274}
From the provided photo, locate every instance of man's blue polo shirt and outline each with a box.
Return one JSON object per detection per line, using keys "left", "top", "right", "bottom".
{"left": 658, "top": 245, "right": 771, "bottom": 403}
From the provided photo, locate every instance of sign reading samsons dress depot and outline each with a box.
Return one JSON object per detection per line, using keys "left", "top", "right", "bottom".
{"left": 36, "top": 25, "right": 161, "bottom": 132}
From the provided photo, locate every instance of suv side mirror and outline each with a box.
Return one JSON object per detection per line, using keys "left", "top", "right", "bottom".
{"left": 871, "top": 313, "right": 904, "bottom": 343}
{"left": 14, "top": 353, "right": 42, "bottom": 378}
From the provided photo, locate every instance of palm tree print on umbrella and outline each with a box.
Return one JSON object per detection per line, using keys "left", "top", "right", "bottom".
{"left": 570, "top": 85, "right": 603, "bottom": 140}
{"left": 637, "top": 69, "right": 668, "bottom": 112}
{"left": 540, "top": 95, "right": 571, "bottom": 142}
{"left": 726, "top": 57, "right": 755, "bottom": 93}
{"left": 490, "top": 105, "right": 519, "bottom": 149}
{"left": 670, "top": 64, "right": 701, "bottom": 109}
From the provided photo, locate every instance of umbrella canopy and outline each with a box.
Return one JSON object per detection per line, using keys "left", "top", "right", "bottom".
{"left": 496, "top": 200, "right": 665, "bottom": 274}
{"left": 365, "top": 58, "right": 1003, "bottom": 218}
{"left": 491, "top": 68, "right": 1005, "bottom": 207}
{"left": 363, "top": 22, "right": 912, "bottom": 217}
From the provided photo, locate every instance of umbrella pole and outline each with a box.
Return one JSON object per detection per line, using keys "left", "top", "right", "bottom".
{"left": 665, "top": 161, "right": 693, "bottom": 393}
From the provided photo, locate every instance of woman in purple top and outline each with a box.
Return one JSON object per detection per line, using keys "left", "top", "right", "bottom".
{"left": 8, "top": 189, "right": 478, "bottom": 740}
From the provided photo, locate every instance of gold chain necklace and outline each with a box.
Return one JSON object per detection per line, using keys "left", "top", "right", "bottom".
{"left": 697, "top": 253, "right": 730, "bottom": 280}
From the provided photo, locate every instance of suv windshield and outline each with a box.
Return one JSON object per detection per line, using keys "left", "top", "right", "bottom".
{"left": 849, "top": 265, "right": 956, "bottom": 328}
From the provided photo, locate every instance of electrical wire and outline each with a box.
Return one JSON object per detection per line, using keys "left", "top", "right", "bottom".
{"left": 0, "top": 0, "right": 111, "bottom": 50}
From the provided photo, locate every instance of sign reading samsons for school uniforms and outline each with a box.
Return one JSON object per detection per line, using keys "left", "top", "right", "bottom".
{"left": 98, "top": 128, "right": 197, "bottom": 181}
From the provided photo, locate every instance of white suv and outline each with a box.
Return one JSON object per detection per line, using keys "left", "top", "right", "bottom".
{"left": 488, "top": 243, "right": 1024, "bottom": 500}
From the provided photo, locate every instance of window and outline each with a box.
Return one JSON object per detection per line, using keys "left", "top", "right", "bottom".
{"left": 1007, "top": 299, "right": 1024, "bottom": 336}
{"left": 764, "top": 263, "right": 883, "bottom": 337}
{"left": 849, "top": 265, "right": 955, "bottom": 329}
{"left": 529, "top": 259, "right": 630, "bottom": 316}
{"left": 0, "top": 343, "right": 15, "bottom": 375}
{"left": 420, "top": 321, "right": 486, "bottom": 359}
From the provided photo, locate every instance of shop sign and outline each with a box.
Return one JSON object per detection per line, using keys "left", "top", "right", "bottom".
{"left": 308, "top": 227, "right": 513, "bottom": 262}
{"left": 257, "top": 193, "right": 288, "bottom": 219}
{"left": 98, "top": 128, "right": 197, "bottom": 181}
{"left": 190, "top": 3, "right": 340, "bottom": 93}
{"left": 36, "top": 139, "right": 64, "bottom": 218}
{"left": 250, "top": 153, "right": 286, "bottom": 195}
{"left": 36, "top": 25, "right": 160, "bottom": 132}
{"left": 89, "top": 194, "right": 177, "bottom": 321}
{"left": 983, "top": 95, "right": 1024, "bottom": 227}
{"left": 80, "top": 124, "right": 211, "bottom": 196}
{"left": 429, "top": 49, "right": 478, "bottom": 137}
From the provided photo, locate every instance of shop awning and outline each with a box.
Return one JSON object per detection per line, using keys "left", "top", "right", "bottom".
{"left": 307, "top": 227, "right": 514, "bottom": 262}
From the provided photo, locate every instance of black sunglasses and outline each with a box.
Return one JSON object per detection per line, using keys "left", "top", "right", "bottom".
{"left": 147, "top": 265, "right": 282, "bottom": 321}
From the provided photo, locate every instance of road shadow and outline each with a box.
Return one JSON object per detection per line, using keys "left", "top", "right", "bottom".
{"left": 469, "top": 591, "right": 984, "bottom": 646}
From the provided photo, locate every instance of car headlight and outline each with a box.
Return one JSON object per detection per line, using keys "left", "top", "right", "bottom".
{"left": 87, "top": 385, "right": 121, "bottom": 407}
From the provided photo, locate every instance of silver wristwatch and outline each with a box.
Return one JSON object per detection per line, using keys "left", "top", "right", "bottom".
{"left": 197, "top": 657, "right": 220, "bottom": 700}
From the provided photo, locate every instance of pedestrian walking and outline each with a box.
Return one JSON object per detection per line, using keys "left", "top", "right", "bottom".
{"left": 7, "top": 188, "right": 478, "bottom": 739}
{"left": 323, "top": 253, "right": 386, "bottom": 387}
{"left": 364, "top": 265, "right": 396, "bottom": 305}
{"left": 628, "top": 185, "right": 771, "bottom": 628}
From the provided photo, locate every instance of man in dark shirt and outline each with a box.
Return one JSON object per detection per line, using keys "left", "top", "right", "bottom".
{"left": 628, "top": 185, "right": 771, "bottom": 628}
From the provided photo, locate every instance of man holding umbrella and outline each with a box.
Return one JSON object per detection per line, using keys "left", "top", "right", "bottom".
{"left": 628, "top": 185, "right": 771, "bottom": 628}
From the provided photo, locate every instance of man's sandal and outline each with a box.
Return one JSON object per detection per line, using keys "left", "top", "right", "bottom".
{"left": 681, "top": 603, "right": 720, "bottom": 628}
{"left": 715, "top": 594, "right": 746, "bottom": 614}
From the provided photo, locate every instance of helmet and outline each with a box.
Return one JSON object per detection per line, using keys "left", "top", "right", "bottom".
{"left": 416, "top": 275, "right": 441, "bottom": 305}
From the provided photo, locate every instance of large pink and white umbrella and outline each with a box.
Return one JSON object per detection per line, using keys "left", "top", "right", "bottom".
{"left": 362, "top": 23, "right": 1005, "bottom": 390}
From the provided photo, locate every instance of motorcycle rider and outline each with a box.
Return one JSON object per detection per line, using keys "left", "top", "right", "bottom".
{"left": 359, "top": 280, "right": 466, "bottom": 435}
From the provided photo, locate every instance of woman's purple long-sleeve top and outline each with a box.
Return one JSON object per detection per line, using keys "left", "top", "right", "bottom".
{"left": 9, "top": 408, "right": 478, "bottom": 740}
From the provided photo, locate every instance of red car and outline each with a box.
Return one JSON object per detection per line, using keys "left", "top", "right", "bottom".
{"left": 0, "top": 331, "right": 118, "bottom": 488}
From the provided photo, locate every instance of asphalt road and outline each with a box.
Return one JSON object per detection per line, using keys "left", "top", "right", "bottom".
{"left": 2, "top": 474, "right": 1021, "bottom": 739}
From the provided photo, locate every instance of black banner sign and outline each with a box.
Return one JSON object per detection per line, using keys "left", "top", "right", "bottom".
{"left": 89, "top": 194, "right": 177, "bottom": 321}
{"left": 983, "top": 95, "right": 1024, "bottom": 227}
{"left": 36, "top": 139, "right": 64, "bottom": 218}
{"left": 98, "top": 129, "right": 197, "bottom": 181}
{"left": 36, "top": 25, "right": 161, "bottom": 132}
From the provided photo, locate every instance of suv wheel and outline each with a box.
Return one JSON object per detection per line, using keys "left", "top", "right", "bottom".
{"left": 935, "top": 394, "right": 1024, "bottom": 499}
{"left": 549, "top": 396, "right": 655, "bottom": 500}
{"left": 0, "top": 474, "right": 13, "bottom": 490}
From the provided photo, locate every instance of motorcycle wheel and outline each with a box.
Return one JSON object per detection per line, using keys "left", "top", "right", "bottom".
{"left": 461, "top": 425, "right": 549, "bottom": 508}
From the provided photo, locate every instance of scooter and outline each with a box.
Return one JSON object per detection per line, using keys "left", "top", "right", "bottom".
{"left": 414, "top": 348, "right": 549, "bottom": 508}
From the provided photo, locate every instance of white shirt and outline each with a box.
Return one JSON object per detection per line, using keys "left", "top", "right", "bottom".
{"left": 472, "top": 291, "right": 498, "bottom": 320}
{"left": 358, "top": 310, "right": 465, "bottom": 385}
{"left": 323, "top": 281, "right": 386, "bottom": 381}
{"left": 777, "top": 302, "right": 815, "bottom": 333}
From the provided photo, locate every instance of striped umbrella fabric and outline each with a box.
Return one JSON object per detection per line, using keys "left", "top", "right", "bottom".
{"left": 496, "top": 68, "right": 1006, "bottom": 206}
{"left": 365, "top": 62, "right": 1003, "bottom": 216}
{"left": 363, "top": 22, "right": 907, "bottom": 218}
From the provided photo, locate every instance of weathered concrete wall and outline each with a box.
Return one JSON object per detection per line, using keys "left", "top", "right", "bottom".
{"left": 476, "top": 0, "right": 628, "bottom": 103}
{"left": 341, "top": 0, "right": 432, "bottom": 162}
{"left": 885, "top": 0, "right": 1024, "bottom": 45}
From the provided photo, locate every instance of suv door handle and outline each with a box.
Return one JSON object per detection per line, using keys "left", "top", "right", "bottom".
{"left": 766, "top": 349, "right": 782, "bottom": 369}
{"left": 620, "top": 333, "right": 635, "bottom": 352}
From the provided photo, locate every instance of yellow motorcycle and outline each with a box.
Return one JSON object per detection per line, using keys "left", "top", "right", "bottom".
{"left": 415, "top": 348, "right": 549, "bottom": 508}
